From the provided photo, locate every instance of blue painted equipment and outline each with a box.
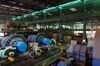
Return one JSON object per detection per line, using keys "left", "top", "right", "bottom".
{"left": 57, "top": 58, "right": 74, "bottom": 66}
{"left": 0, "top": 34, "right": 28, "bottom": 59}
{"left": 67, "top": 44, "right": 87, "bottom": 65}
{"left": 42, "top": 38, "right": 51, "bottom": 46}
{"left": 1, "top": 34, "right": 27, "bottom": 47}
{"left": 28, "top": 33, "right": 51, "bottom": 46}
{"left": 28, "top": 35, "right": 36, "bottom": 42}
{"left": 57, "top": 61, "right": 65, "bottom": 66}
{"left": 16, "top": 42, "right": 27, "bottom": 53}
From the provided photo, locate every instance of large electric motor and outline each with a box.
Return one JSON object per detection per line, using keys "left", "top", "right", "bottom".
{"left": 28, "top": 33, "right": 52, "bottom": 58}
{"left": 28, "top": 33, "right": 51, "bottom": 46}
{"left": 0, "top": 46, "right": 16, "bottom": 59}
{"left": 0, "top": 34, "right": 28, "bottom": 59}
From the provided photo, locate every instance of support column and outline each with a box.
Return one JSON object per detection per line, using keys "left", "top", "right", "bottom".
{"left": 58, "top": 9, "right": 63, "bottom": 41}
{"left": 83, "top": 21, "right": 87, "bottom": 40}
{"left": 44, "top": 13, "right": 47, "bottom": 33}
{"left": 93, "top": 29, "right": 100, "bottom": 66}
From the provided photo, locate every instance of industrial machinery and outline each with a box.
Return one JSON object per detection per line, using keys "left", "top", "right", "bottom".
{"left": 28, "top": 42, "right": 43, "bottom": 58}
{"left": 0, "top": 34, "right": 28, "bottom": 62}
{"left": 0, "top": 33, "right": 58, "bottom": 60}
{"left": 28, "top": 33, "right": 58, "bottom": 58}
{"left": 0, "top": 33, "right": 65, "bottom": 66}
{"left": 28, "top": 33, "right": 51, "bottom": 46}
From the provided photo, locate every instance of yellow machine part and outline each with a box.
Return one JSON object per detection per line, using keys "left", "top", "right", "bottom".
{"left": 7, "top": 57, "right": 15, "bottom": 62}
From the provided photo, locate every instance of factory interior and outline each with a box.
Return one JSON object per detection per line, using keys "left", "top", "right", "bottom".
{"left": 0, "top": 0, "right": 100, "bottom": 66}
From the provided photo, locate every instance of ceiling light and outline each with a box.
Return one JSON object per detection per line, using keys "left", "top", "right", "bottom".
{"left": 1, "top": 5, "right": 11, "bottom": 8}
{"left": 10, "top": 1, "right": 16, "bottom": 4}
{"left": 69, "top": 8, "right": 77, "bottom": 11}
{"left": 23, "top": 14, "right": 29, "bottom": 17}
{"left": 20, "top": 8, "right": 25, "bottom": 11}
{"left": 12, "top": 7, "right": 19, "bottom": 9}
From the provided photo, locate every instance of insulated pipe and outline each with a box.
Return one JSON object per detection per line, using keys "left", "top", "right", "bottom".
{"left": 13, "top": 0, "right": 100, "bottom": 21}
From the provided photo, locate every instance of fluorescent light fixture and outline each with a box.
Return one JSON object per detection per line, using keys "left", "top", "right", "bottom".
{"left": 9, "top": 1, "right": 16, "bottom": 4}
{"left": 12, "top": 7, "right": 19, "bottom": 9}
{"left": 69, "top": 8, "right": 77, "bottom": 11}
{"left": 1, "top": 5, "right": 11, "bottom": 8}
{"left": 23, "top": 14, "right": 29, "bottom": 17}
{"left": 0, "top": 33, "right": 4, "bottom": 36}
{"left": 20, "top": 8, "right": 25, "bottom": 11}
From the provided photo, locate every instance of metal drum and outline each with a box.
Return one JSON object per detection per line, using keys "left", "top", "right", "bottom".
{"left": 28, "top": 33, "right": 51, "bottom": 46}
{"left": 1, "top": 34, "right": 27, "bottom": 47}
{"left": 1, "top": 34, "right": 28, "bottom": 53}
{"left": 1, "top": 36, "right": 9, "bottom": 47}
{"left": 79, "top": 45, "right": 87, "bottom": 63}
{"left": 28, "top": 35, "right": 37, "bottom": 43}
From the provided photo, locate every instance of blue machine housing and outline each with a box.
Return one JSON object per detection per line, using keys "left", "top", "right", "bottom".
{"left": 16, "top": 42, "right": 27, "bottom": 53}
{"left": 28, "top": 34, "right": 52, "bottom": 46}
{"left": 28, "top": 35, "right": 36, "bottom": 42}
{"left": 1, "top": 34, "right": 28, "bottom": 53}
{"left": 42, "top": 38, "right": 51, "bottom": 46}
{"left": 0, "top": 34, "right": 28, "bottom": 59}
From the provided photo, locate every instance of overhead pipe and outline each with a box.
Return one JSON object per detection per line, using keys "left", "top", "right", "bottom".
{"left": 12, "top": 0, "right": 100, "bottom": 21}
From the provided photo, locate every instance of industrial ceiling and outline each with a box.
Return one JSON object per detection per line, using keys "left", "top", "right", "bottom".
{"left": 0, "top": 0, "right": 100, "bottom": 21}
{"left": 0, "top": 0, "right": 74, "bottom": 16}
{"left": 12, "top": 0, "right": 100, "bottom": 23}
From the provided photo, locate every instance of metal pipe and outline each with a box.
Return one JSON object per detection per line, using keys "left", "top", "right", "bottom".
{"left": 12, "top": 0, "right": 100, "bottom": 21}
